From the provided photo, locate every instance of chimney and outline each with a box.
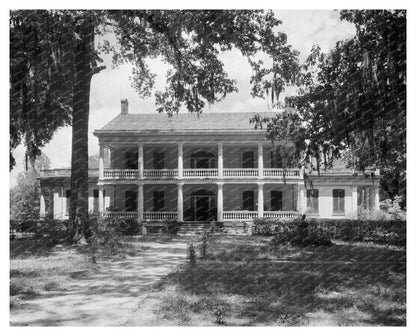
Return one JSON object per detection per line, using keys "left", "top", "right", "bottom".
{"left": 120, "top": 99, "right": 129, "bottom": 115}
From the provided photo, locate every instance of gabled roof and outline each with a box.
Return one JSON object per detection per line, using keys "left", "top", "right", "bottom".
{"left": 97, "top": 112, "right": 277, "bottom": 132}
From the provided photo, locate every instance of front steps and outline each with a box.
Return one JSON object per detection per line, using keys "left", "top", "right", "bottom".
{"left": 177, "top": 222, "right": 215, "bottom": 236}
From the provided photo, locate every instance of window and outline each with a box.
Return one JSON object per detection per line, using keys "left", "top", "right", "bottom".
{"left": 270, "top": 190, "right": 283, "bottom": 211}
{"left": 333, "top": 189, "right": 345, "bottom": 214}
{"left": 242, "top": 190, "right": 255, "bottom": 211}
{"left": 93, "top": 189, "right": 106, "bottom": 212}
{"left": 307, "top": 189, "right": 319, "bottom": 213}
{"left": 126, "top": 150, "right": 138, "bottom": 169}
{"left": 125, "top": 191, "right": 137, "bottom": 212}
{"left": 153, "top": 151, "right": 165, "bottom": 169}
{"left": 153, "top": 190, "right": 165, "bottom": 211}
{"left": 270, "top": 150, "right": 283, "bottom": 168}
{"left": 190, "top": 151, "right": 215, "bottom": 168}
{"left": 242, "top": 151, "right": 255, "bottom": 168}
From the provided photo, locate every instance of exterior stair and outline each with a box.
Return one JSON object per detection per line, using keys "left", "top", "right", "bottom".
{"left": 177, "top": 222, "right": 215, "bottom": 236}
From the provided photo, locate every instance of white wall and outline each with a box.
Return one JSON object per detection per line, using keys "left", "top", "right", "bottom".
{"left": 311, "top": 185, "right": 354, "bottom": 219}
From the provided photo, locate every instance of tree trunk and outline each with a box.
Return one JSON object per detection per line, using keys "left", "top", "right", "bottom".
{"left": 68, "top": 19, "right": 94, "bottom": 243}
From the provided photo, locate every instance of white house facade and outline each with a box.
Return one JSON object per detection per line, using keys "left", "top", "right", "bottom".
{"left": 39, "top": 100, "right": 381, "bottom": 223}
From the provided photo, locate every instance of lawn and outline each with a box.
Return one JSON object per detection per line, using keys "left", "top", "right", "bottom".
{"left": 10, "top": 234, "right": 406, "bottom": 326}
{"left": 146, "top": 235, "right": 406, "bottom": 326}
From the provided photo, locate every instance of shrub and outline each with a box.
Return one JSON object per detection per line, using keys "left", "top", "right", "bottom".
{"left": 199, "top": 231, "right": 210, "bottom": 259}
{"left": 271, "top": 217, "right": 333, "bottom": 247}
{"left": 32, "top": 219, "right": 68, "bottom": 245}
{"left": 187, "top": 244, "right": 196, "bottom": 264}
{"left": 262, "top": 217, "right": 405, "bottom": 246}
{"left": 118, "top": 218, "right": 141, "bottom": 236}
{"left": 380, "top": 196, "right": 406, "bottom": 220}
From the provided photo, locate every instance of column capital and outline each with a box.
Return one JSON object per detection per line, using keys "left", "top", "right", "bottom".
{"left": 177, "top": 182, "right": 184, "bottom": 187}
{"left": 216, "top": 182, "right": 224, "bottom": 186}
{"left": 257, "top": 182, "right": 265, "bottom": 186}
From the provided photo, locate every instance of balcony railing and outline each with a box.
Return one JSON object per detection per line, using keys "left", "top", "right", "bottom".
{"left": 41, "top": 169, "right": 98, "bottom": 177}
{"left": 100, "top": 168, "right": 302, "bottom": 180}
{"left": 103, "top": 211, "right": 137, "bottom": 219}
{"left": 263, "top": 211, "right": 299, "bottom": 218}
{"left": 144, "top": 169, "right": 178, "bottom": 179}
{"left": 104, "top": 169, "right": 138, "bottom": 179}
{"left": 183, "top": 169, "right": 218, "bottom": 178}
{"left": 143, "top": 212, "right": 178, "bottom": 221}
{"left": 223, "top": 168, "right": 258, "bottom": 178}
{"left": 263, "top": 168, "right": 300, "bottom": 177}
{"left": 223, "top": 211, "right": 258, "bottom": 221}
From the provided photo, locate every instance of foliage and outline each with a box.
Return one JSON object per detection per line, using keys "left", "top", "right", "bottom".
{"left": 255, "top": 217, "right": 406, "bottom": 246}
{"left": 187, "top": 244, "right": 197, "bottom": 264}
{"left": 379, "top": 196, "right": 406, "bottom": 220}
{"left": 10, "top": 154, "right": 51, "bottom": 222}
{"left": 198, "top": 231, "right": 210, "bottom": 259}
{"left": 269, "top": 217, "right": 333, "bottom": 247}
{"left": 285, "top": 10, "right": 406, "bottom": 201}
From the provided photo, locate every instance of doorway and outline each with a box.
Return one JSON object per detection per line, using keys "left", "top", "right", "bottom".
{"left": 189, "top": 189, "right": 216, "bottom": 221}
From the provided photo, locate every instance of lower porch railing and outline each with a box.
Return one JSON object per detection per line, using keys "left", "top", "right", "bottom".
{"left": 103, "top": 211, "right": 137, "bottom": 219}
{"left": 143, "top": 212, "right": 178, "bottom": 221}
{"left": 223, "top": 211, "right": 258, "bottom": 220}
{"left": 223, "top": 210, "right": 300, "bottom": 221}
{"left": 263, "top": 211, "right": 299, "bottom": 218}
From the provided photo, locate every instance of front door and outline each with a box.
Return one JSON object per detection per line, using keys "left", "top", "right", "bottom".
{"left": 195, "top": 196, "right": 210, "bottom": 221}
{"left": 190, "top": 195, "right": 216, "bottom": 221}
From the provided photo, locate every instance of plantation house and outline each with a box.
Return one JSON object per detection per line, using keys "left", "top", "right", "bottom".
{"left": 39, "top": 100, "right": 381, "bottom": 223}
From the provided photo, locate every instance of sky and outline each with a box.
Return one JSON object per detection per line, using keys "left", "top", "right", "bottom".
{"left": 9, "top": 10, "right": 356, "bottom": 188}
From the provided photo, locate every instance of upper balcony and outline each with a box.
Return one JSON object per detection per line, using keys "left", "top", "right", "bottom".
{"left": 102, "top": 167, "right": 302, "bottom": 180}
{"left": 97, "top": 142, "right": 305, "bottom": 182}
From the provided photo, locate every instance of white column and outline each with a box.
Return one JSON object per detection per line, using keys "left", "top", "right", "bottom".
{"left": 298, "top": 185, "right": 307, "bottom": 213}
{"left": 40, "top": 188, "right": 46, "bottom": 218}
{"left": 257, "top": 183, "right": 264, "bottom": 218}
{"left": 138, "top": 144, "right": 144, "bottom": 179}
{"left": 60, "top": 186, "right": 65, "bottom": 219}
{"left": 177, "top": 183, "right": 184, "bottom": 222}
{"left": 374, "top": 186, "right": 380, "bottom": 210}
{"left": 351, "top": 186, "right": 358, "bottom": 218}
{"left": 98, "top": 185, "right": 104, "bottom": 216}
{"left": 178, "top": 142, "right": 183, "bottom": 179}
{"left": 217, "top": 183, "right": 223, "bottom": 221}
{"left": 99, "top": 144, "right": 104, "bottom": 180}
{"left": 258, "top": 143, "right": 263, "bottom": 179}
{"left": 53, "top": 187, "right": 61, "bottom": 220}
{"left": 218, "top": 143, "right": 223, "bottom": 178}
{"left": 138, "top": 183, "right": 144, "bottom": 221}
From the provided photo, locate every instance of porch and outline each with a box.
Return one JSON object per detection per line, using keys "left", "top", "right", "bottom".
{"left": 99, "top": 183, "right": 301, "bottom": 222}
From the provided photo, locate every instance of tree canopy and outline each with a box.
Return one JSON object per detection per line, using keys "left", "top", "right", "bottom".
{"left": 283, "top": 10, "right": 406, "bottom": 201}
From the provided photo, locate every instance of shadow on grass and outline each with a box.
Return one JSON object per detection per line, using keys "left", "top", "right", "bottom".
{"left": 155, "top": 235, "right": 406, "bottom": 326}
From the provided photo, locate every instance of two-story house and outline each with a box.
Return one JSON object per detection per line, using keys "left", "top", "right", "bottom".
{"left": 38, "top": 99, "right": 381, "bottom": 223}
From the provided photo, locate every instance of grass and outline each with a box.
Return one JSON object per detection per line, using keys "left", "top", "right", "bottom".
{"left": 152, "top": 235, "right": 406, "bottom": 326}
